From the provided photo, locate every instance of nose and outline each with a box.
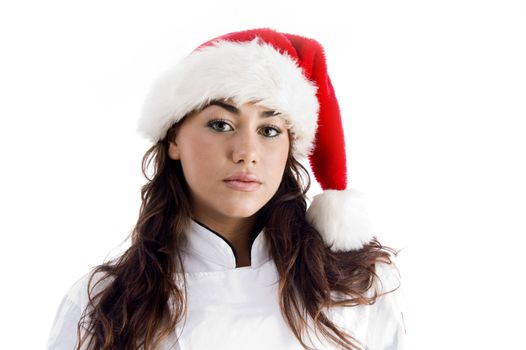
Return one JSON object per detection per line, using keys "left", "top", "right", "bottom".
{"left": 231, "top": 127, "right": 259, "bottom": 165}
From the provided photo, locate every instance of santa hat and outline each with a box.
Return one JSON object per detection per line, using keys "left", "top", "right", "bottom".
{"left": 138, "top": 28, "right": 374, "bottom": 252}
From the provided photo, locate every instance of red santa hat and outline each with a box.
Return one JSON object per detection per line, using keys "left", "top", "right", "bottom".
{"left": 138, "top": 27, "right": 374, "bottom": 251}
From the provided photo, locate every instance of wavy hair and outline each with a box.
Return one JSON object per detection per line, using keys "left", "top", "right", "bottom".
{"left": 75, "top": 117, "right": 399, "bottom": 350}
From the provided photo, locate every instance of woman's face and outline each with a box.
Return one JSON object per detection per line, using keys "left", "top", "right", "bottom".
{"left": 168, "top": 99, "right": 290, "bottom": 223}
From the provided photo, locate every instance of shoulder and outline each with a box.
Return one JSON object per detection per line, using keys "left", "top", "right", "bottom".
{"left": 46, "top": 269, "right": 114, "bottom": 349}
{"left": 325, "top": 258, "right": 407, "bottom": 348}
{"left": 365, "top": 259, "right": 408, "bottom": 349}
{"left": 62, "top": 269, "right": 114, "bottom": 309}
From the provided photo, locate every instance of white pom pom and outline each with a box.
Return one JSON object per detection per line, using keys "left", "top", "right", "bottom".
{"left": 306, "top": 188, "right": 374, "bottom": 252}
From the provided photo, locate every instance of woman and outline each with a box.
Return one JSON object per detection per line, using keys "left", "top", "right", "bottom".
{"left": 47, "top": 28, "right": 407, "bottom": 350}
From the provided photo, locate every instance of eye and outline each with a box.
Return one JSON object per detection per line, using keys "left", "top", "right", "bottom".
{"left": 207, "top": 119, "right": 282, "bottom": 138}
{"left": 208, "top": 119, "right": 233, "bottom": 132}
{"left": 259, "top": 125, "right": 282, "bottom": 138}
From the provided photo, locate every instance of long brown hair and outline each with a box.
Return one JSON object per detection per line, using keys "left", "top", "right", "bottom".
{"left": 76, "top": 119, "right": 399, "bottom": 350}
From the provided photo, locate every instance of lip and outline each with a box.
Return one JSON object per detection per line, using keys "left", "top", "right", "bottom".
{"left": 223, "top": 180, "right": 262, "bottom": 192}
{"left": 223, "top": 172, "right": 262, "bottom": 183}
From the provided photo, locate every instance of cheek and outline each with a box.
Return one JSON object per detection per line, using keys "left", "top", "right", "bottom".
{"left": 179, "top": 136, "right": 219, "bottom": 185}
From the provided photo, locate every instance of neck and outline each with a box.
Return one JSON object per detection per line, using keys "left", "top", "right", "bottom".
{"left": 191, "top": 213, "right": 258, "bottom": 267}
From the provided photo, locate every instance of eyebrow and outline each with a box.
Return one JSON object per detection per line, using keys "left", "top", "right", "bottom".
{"left": 206, "top": 99, "right": 281, "bottom": 118}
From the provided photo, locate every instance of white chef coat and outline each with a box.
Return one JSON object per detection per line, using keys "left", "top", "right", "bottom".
{"left": 46, "top": 219, "right": 407, "bottom": 349}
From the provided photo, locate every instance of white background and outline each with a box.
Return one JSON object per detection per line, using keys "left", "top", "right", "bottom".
{"left": 1, "top": 0, "right": 525, "bottom": 349}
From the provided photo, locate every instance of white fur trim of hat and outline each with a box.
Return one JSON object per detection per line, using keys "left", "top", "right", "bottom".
{"left": 138, "top": 37, "right": 319, "bottom": 160}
